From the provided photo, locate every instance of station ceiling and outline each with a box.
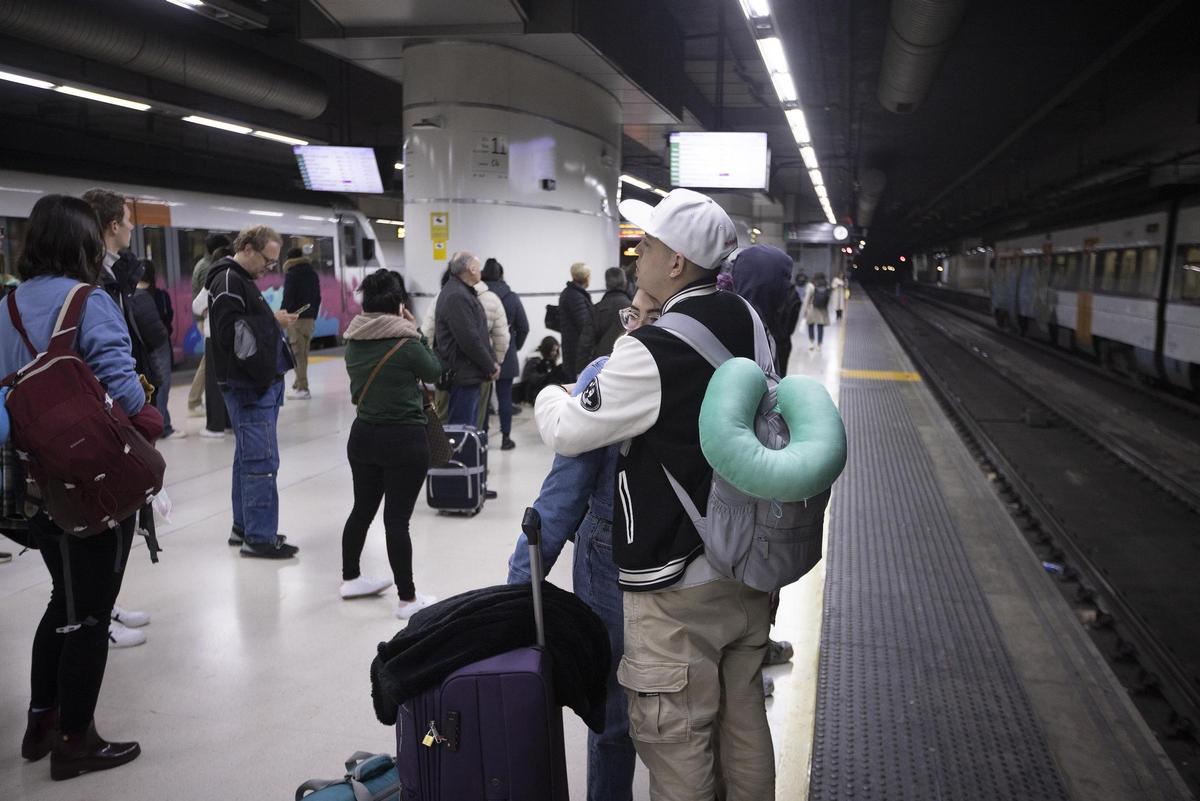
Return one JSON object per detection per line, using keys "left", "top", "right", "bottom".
{"left": 0, "top": 0, "right": 1195, "bottom": 261}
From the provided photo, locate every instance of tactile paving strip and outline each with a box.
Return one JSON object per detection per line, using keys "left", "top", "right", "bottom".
{"left": 809, "top": 321, "right": 1072, "bottom": 801}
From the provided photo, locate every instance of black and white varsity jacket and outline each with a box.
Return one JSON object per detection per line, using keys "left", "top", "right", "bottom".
{"left": 535, "top": 277, "right": 756, "bottom": 591}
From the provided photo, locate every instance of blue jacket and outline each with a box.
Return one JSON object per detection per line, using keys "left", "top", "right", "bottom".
{"left": 507, "top": 357, "right": 615, "bottom": 582}
{"left": 0, "top": 277, "right": 145, "bottom": 417}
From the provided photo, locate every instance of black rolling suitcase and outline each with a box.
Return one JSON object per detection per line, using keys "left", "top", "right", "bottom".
{"left": 426, "top": 425, "right": 487, "bottom": 515}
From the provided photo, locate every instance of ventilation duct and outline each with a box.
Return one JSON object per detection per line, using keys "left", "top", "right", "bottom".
{"left": 856, "top": 169, "right": 887, "bottom": 228}
{"left": 877, "top": 0, "right": 966, "bottom": 114}
{"left": 0, "top": 0, "right": 328, "bottom": 119}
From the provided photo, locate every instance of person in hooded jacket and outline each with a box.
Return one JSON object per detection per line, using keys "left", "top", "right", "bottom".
{"left": 732, "top": 245, "right": 794, "bottom": 374}
{"left": 481, "top": 258, "right": 529, "bottom": 450}
{"left": 131, "top": 261, "right": 180, "bottom": 439}
{"left": 340, "top": 270, "right": 442, "bottom": 618}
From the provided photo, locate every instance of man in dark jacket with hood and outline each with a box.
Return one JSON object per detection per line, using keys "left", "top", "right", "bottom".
{"left": 435, "top": 251, "right": 500, "bottom": 426}
{"left": 281, "top": 247, "right": 322, "bottom": 400}
{"left": 557, "top": 262, "right": 596, "bottom": 382}
{"left": 481, "top": 258, "right": 529, "bottom": 450}
{"left": 733, "top": 245, "right": 795, "bottom": 376}
{"left": 592, "top": 267, "right": 629, "bottom": 359}
{"left": 208, "top": 225, "right": 298, "bottom": 559}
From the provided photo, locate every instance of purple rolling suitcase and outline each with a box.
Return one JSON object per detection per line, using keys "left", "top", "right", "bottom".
{"left": 395, "top": 508, "right": 569, "bottom": 801}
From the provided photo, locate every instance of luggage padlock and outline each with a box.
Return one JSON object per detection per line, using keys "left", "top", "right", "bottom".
{"left": 421, "top": 720, "right": 446, "bottom": 748}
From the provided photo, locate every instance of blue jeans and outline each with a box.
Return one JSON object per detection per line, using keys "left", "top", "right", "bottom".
{"left": 222, "top": 381, "right": 283, "bottom": 544}
{"left": 148, "top": 343, "right": 174, "bottom": 436}
{"left": 496, "top": 377, "right": 514, "bottom": 435}
{"left": 573, "top": 513, "right": 636, "bottom": 801}
{"left": 447, "top": 385, "right": 480, "bottom": 426}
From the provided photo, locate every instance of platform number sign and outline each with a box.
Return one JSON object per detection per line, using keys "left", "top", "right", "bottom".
{"left": 471, "top": 132, "right": 509, "bottom": 181}
{"left": 431, "top": 212, "right": 449, "bottom": 260}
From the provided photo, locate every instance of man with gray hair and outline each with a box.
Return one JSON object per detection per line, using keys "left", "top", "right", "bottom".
{"left": 435, "top": 251, "right": 500, "bottom": 426}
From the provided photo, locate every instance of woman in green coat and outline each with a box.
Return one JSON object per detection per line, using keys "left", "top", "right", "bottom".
{"left": 340, "top": 271, "right": 443, "bottom": 619}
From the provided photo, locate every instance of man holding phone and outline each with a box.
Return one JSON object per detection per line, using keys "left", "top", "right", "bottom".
{"left": 282, "top": 246, "right": 322, "bottom": 399}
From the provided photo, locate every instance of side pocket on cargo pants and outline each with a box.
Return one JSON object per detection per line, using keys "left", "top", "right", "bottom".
{"left": 617, "top": 658, "right": 690, "bottom": 744}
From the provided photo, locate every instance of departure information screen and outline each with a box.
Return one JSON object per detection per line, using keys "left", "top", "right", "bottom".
{"left": 294, "top": 146, "right": 384, "bottom": 193}
{"left": 669, "top": 132, "right": 769, "bottom": 190}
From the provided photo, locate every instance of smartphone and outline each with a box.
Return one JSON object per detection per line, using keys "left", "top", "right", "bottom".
{"left": 293, "top": 304, "right": 311, "bottom": 316}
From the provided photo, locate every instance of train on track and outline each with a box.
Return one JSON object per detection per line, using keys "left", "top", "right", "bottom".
{"left": 0, "top": 170, "right": 390, "bottom": 364}
{"left": 915, "top": 197, "right": 1200, "bottom": 394}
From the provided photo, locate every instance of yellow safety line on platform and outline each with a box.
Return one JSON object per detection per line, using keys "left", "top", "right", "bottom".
{"left": 307, "top": 355, "right": 340, "bottom": 364}
{"left": 841, "top": 368, "right": 922, "bottom": 382}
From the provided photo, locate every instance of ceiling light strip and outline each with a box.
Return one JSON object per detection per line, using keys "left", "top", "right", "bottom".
{"left": 55, "top": 85, "right": 150, "bottom": 111}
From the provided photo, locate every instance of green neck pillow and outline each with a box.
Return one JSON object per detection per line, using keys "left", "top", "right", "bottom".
{"left": 699, "top": 358, "right": 846, "bottom": 502}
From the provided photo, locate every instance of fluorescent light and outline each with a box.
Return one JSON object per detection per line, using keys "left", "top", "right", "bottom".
{"left": 183, "top": 115, "right": 252, "bottom": 134}
{"left": 737, "top": 0, "right": 773, "bottom": 19}
{"left": 55, "top": 85, "right": 150, "bottom": 111}
{"left": 769, "top": 72, "right": 798, "bottom": 104}
{"left": 213, "top": 206, "right": 243, "bottom": 212}
{"left": 620, "top": 174, "right": 653, "bottom": 191}
{"left": 0, "top": 186, "right": 44, "bottom": 194}
{"left": 0, "top": 70, "right": 54, "bottom": 90}
{"left": 394, "top": 162, "right": 405, "bottom": 171}
{"left": 808, "top": 169, "right": 824, "bottom": 188}
{"left": 756, "top": 38, "right": 790, "bottom": 76}
{"left": 814, "top": 185, "right": 829, "bottom": 200}
{"left": 375, "top": 219, "right": 405, "bottom": 226}
{"left": 652, "top": 188, "right": 669, "bottom": 197}
{"left": 785, "top": 109, "right": 810, "bottom": 144}
{"left": 164, "top": 0, "right": 205, "bottom": 7}
{"left": 252, "top": 130, "right": 308, "bottom": 146}
{"left": 248, "top": 209, "right": 284, "bottom": 217}
{"left": 298, "top": 215, "right": 328, "bottom": 222}
{"left": 800, "top": 145, "right": 819, "bottom": 170}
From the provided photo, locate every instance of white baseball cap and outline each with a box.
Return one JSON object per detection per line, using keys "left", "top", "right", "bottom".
{"left": 619, "top": 188, "right": 739, "bottom": 270}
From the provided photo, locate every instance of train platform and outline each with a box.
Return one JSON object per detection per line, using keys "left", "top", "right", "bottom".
{"left": 0, "top": 293, "right": 1190, "bottom": 800}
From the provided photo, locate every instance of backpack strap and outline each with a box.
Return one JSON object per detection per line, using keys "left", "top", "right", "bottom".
{"left": 656, "top": 294, "right": 774, "bottom": 374}
{"left": 6, "top": 289, "right": 36, "bottom": 358}
{"left": 661, "top": 466, "right": 707, "bottom": 533}
{"left": 48, "top": 284, "right": 93, "bottom": 354}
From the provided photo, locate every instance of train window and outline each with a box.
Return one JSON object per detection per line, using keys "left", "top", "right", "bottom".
{"left": 1065, "top": 253, "right": 1081, "bottom": 291}
{"left": 1138, "top": 248, "right": 1159, "bottom": 297}
{"left": 1051, "top": 254, "right": 1067, "bottom": 289}
{"left": 1117, "top": 249, "right": 1138, "bottom": 294}
{"left": 1098, "top": 251, "right": 1118, "bottom": 292}
{"left": 1179, "top": 245, "right": 1200, "bottom": 302}
{"left": 1084, "top": 252, "right": 1097, "bottom": 291}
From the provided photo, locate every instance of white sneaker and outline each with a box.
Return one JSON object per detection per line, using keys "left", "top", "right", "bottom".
{"left": 111, "top": 605, "right": 150, "bottom": 628}
{"left": 108, "top": 621, "right": 146, "bottom": 648}
{"left": 340, "top": 575, "right": 393, "bottom": 599}
{"left": 163, "top": 430, "right": 188, "bottom": 440}
{"left": 199, "top": 429, "right": 226, "bottom": 439}
{"left": 287, "top": 389, "right": 311, "bottom": 400}
{"left": 395, "top": 592, "right": 437, "bottom": 620}
{"left": 187, "top": 406, "right": 205, "bottom": 418}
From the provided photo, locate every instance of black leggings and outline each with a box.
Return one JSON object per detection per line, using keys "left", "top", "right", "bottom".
{"left": 30, "top": 513, "right": 135, "bottom": 734}
{"left": 808, "top": 323, "right": 825, "bottom": 345}
{"left": 342, "top": 419, "right": 429, "bottom": 599}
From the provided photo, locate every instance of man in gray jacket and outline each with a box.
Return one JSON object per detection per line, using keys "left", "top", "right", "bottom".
{"left": 435, "top": 251, "right": 500, "bottom": 426}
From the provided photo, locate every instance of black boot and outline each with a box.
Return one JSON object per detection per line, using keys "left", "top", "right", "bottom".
{"left": 501, "top": 434, "right": 515, "bottom": 451}
{"left": 50, "top": 721, "right": 141, "bottom": 781}
{"left": 21, "top": 707, "right": 58, "bottom": 761}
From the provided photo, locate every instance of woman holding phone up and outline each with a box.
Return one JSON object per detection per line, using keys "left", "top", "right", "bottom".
{"left": 340, "top": 271, "right": 443, "bottom": 619}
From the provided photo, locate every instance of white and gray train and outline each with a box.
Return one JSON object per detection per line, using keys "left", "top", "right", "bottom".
{"left": 916, "top": 197, "right": 1200, "bottom": 393}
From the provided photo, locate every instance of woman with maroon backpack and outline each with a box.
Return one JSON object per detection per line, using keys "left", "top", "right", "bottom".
{"left": 0, "top": 195, "right": 153, "bottom": 781}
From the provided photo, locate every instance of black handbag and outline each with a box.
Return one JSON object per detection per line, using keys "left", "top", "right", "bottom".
{"left": 544, "top": 303, "right": 561, "bottom": 332}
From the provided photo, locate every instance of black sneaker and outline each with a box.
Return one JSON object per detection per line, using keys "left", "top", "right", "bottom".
{"left": 230, "top": 528, "right": 286, "bottom": 546}
{"left": 501, "top": 436, "right": 516, "bottom": 451}
{"left": 240, "top": 538, "right": 299, "bottom": 559}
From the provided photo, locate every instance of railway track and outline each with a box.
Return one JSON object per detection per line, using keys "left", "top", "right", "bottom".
{"left": 870, "top": 287, "right": 1200, "bottom": 793}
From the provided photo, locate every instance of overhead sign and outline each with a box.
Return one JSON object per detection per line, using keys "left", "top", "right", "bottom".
{"left": 293, "top": 146, "right": 385, "bottom": 194}
{"left": 471, "top": 132, "right": 509, "bottom": 181}
{"left": 669, "top": 131, "right": 769, "bottom": 190}
{"left": 786, "top": 222, "right": 861, "bottom": 244}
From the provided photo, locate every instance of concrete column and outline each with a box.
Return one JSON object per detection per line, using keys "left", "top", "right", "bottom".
{"left": 402, "top": 41, "right": 621, "bottom": 360}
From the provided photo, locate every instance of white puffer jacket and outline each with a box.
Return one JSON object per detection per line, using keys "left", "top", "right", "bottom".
{"left": 421, "top": 280, "right": 510, "bottom": 365}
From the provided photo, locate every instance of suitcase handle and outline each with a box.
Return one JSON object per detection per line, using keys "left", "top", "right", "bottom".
{"left": 521, "top": 506, "right": 546, "bottom": 648}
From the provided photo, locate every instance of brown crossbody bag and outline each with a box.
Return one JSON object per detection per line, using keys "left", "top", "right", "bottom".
{"left": 354, "top": 340, "right": 453, "bottom": 467}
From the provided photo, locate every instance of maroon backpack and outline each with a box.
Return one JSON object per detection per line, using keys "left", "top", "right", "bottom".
{"left": 2, "top": 284, "right": 166, "bottom": 537}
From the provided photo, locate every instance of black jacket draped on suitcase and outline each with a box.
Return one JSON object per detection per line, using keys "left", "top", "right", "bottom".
{"left": 370, "top": 582, "right": 610, "bottom": 733}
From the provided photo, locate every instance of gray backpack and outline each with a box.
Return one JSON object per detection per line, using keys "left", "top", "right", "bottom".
{"left": 656, "top": 298, "right": 828, "bottom": 593}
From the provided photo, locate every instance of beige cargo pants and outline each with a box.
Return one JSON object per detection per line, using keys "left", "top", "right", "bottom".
{"left": 618, "top": 579, "right": 774, "bottom": 801}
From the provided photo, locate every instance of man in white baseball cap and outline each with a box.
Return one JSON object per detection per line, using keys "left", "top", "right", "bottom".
{"left": 534, "top": 188, "right": 776, "bottom": 800}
